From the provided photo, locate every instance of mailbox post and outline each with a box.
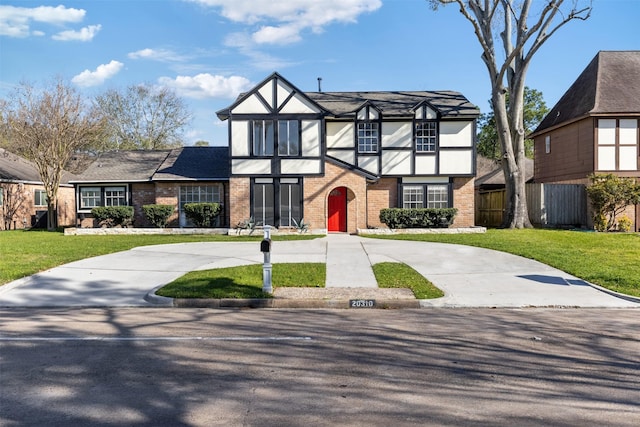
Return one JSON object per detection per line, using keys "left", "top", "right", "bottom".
{"left": 260, "top": 225, "right": 272, "bottom": 293}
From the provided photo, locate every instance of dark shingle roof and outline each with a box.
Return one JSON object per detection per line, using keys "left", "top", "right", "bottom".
{"left": 0, "top": 148, "right": 76, "bottom": 184}
{"left": 0, "top": 148, "right": 42, "bottom": 182}
{"left": 72, "top": 147, "right": 231, "bottom": 183}
{"left": 153, "top": 146, "right": 229, "bottom": 181}
{"left": 306, "top": 90, "right": 479, "bottom": 118}
{"left": 532, "top": 51, "right": 640, "bottom": 135}
{"left": 475, "top": 156, "right": 533, "bottom": 187}
{"left": 72, "top": 150, "right": 171, "bottom": 182}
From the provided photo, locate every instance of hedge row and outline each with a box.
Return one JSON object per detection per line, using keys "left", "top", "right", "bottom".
{"left": 379, "top": 208, "right": 457, "bottom": 229}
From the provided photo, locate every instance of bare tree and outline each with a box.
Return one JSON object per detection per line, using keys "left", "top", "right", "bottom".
{"left": 3, "top": 78, "right": 104, "bottom": 230}
{"left": 428, "top": 0, "right": 592, "bottom": 228}
{"left": 94, "top": 84, "right": 192, "bottom": 151}
{"left": 0, "top": 182, "right": 26, "bottom": 230}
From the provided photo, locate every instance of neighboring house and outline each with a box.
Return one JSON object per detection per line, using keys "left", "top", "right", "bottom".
{"left": 529, "top": 51, "right": 640, "bottom": 231}
{"left": 71, "top": 147, "right": 230, "bottom": 228}
{"left": 0, "top": 148, "right": 75, "bottom": 229}
{"left": 216, "top": 72, "right": 479, "bottom": 233}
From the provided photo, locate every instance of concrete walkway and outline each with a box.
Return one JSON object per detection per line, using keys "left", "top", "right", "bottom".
{"left": 0, "top": 234, "right": 638, "bottom": 308}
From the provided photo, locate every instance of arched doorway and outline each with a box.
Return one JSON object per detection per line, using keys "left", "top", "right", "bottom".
{"left": 327, "top": 187, "right": 347, "bottom": 232}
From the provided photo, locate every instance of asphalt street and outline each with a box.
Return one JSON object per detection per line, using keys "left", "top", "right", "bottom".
{"left": 1, "top": 308, "right": 639, "bottom": 426}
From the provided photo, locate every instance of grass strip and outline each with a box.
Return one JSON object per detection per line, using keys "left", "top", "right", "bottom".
{"left": 373, "top": 262, "right": 444, "bottom": 299}
{"left": 156, "top": 263, "right": 326, "bottom": 299}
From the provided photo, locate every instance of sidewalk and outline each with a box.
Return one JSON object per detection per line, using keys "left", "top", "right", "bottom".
{"left": 0, "top": 234, "right": 638, "bottom": 308}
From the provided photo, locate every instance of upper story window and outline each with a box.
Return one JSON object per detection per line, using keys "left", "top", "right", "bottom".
{"left": 278, "top": 120, "right": 300, "bottom": 156}
{"left": 357, "top": 122, "right": 379, "bottom": 153}
{"left": 252, "top": 120, "right": 274, "bottom": 156}
{"left": 415, "top": 121, "right": 437, "bottom": 152}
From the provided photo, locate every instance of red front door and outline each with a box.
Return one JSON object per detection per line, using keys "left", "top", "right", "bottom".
{"left": 328, "top": 187, "right": 347, "bottom": 232}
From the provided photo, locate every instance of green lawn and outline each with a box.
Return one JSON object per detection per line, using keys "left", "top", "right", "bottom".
{"left": 368, "top": 229, "right": 640, "bottom": 297}
{"left": 157, "top": 263, "right": 326, "bottom": 299}
{"left": 373, "top": 262, "right": 444, "bottom": 299}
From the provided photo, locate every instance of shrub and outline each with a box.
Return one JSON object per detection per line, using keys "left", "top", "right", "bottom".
{"left": 142, "top": 204, "right": 174, "bottom": 228}
{"left": 586, "top": 174, "right": 640, "bottom": 231}
{"left": 183, "top": 203, "right": 221, "bottom": 227}
{"left": 91, "top": 206, "right": 134, "bottom": 228}
{"left": 617, "top": 215, "right": 632, "bottom": 232}
{"left": 379, "top": 208, "right": 457, "bottom": 229}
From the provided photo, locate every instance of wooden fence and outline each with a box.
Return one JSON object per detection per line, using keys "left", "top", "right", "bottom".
{"left": 476, "top": 183, "right": 589, "bottom": 228}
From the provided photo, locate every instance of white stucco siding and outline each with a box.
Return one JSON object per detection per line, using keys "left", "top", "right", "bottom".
{"left": 439, "top": 121, "right": 473, "bottom": 147}
{"left": 231, "top": 121, "right": 249, "bottom": 156}
{"left": 414, "top": 155, "right": 437, "bottom": 175}
{"left": 231, "top": 94, "right": 269, "bottom": 114}
{"left": 326, "top": 122, "right": 354, "bottom": 148}
{"left": 381, "top": 150, "right": 412, "bottom": 175}
{"left": 327, "top": 150, "right": 355, "bottom": 165}
{"left": 281, "top": 159, "right": 322, "bottom": 174}
{"left": 439, "top": 150, "right": 473, "bottom": 174}
{"left": 358, "top": 155, "right": 379, "bottom": 175}
{"left": 382, "top": 122, "right": 412, "bottom": 148}
{"left": 301, "top": 120, "right": 321, "bottom": 157}
{"left": 232, "top": 159, "right": 271, "bottom": 175}
{"left": 280, "top": 95, "right": 321, "bottom": 114}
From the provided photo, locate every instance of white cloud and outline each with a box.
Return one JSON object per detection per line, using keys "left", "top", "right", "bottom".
{"left": 0, "top": 5, "right": 85, "bottom": 38}
{"left": 52, "top": 24, "right": 101, "bottom": 41}
{"left": 128, "top": 48, "right": 185, "bottom": 62}
{"left": 72, "top": 60, "right": 124, "bottom": 87}
{"left": 158, "top": 74, "right": 252, "bottom": 99}
{"left": 185, "top": 0, "right": 381, "bottom": 45}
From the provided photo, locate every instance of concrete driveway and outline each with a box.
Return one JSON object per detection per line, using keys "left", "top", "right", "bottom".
{"left": 0, "top": 235, "right": 637, "bottom": 308}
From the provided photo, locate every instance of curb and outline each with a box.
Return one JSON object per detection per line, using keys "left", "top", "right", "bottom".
{"left": 144, "top": 290, "right": 421, "bottom": 309}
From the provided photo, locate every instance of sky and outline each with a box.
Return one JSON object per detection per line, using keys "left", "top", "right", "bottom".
{"left": 1, "top": 0, "right": 639, "bottom": 146}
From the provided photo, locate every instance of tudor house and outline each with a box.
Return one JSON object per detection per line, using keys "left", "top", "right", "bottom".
{"left": 529, "top": 51, "right": 640, "bottom": 231}
{"left": 217, "top": 73, "right": 479, "bottom": 233}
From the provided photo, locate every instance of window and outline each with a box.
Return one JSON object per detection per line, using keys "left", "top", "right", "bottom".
{"left": 253, "top": 179, "right": 275, "bottom": 226}
{"left": 278, "top": 120, "right": 300, "bottom": 156}
{"left": 402, "top": 184, "right": 450, "bottom": 209}
{"left": 415, "top": 122, "right": 437, "bottom": 152}
{"left": 427, "top": 185, "right": 449, "bottom": 209}
{"left": 104, "top": 186, "right": 126, "bottom": 206}
{"left": 79, "top": 186, "right": 128, "bottom": 210}
{"left": 358, "top": 122, "right": 379, "bottom": 153}
{"left": 180, "top": 184, "right": 222, "bottom": 227}
{"left": 34, "top": 189, "right": 47, "bottom": 206}
{"left": 279, "top": 179, "right": 301, "bottom": 227}
{"left": 252, "top": 178, "right": 302, "bottom": 227}
{"left": 402, "top": 186, "right": 424, "bottom": 209}
{"left": 252, "top": 120, "right": 275, "bottom": 156}
{"left": 0, "top": 188, "right": 3, "bottom": 206}
{"left": 80, "top": 187, "right": 101, "bottom": 209}
{"left": 545, "top": 135, "right": 551, "bottom": 154}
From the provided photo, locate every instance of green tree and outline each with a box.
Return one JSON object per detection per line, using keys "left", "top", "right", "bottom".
{"left": 94, "top": 84, "right": 191, "bottom": 151}
{"left": 477, "top": 87, "right": 548, "bottom": 160}
{"left": 428, "top": 0, "right": 592, "bottom": 228}
{"left": 586, "top": 174, "right": 640, "bottom": 232}
{"left": 194, "top": 140, "right": 210, "bottom": 147}
{"left": 3, "top": 78, "right": 104, "bottom": 230}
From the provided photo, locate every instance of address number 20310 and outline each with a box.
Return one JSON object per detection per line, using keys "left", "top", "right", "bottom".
{"left": 349, "top": 299, "right": 375, "bottom": 308}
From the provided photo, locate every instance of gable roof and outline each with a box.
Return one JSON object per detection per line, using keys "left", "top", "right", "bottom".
{"left": 0, "top": 148, "right": 76, "bottom": 185}
{"left": 217, "top": 72, "right": 479, "bottom": 121}
{"left": 306, "top": 90, "right": 478, "bottom": 119}
{"left": 71, "top": 147, "right": 230, "bottom": 183}
{"left": 153, "top": 147, "right": 230, "bottom": 181}
{"left": 531, "top": 51, "right": 640, "bottom": 136}
{"left": 475, "top": 155, "right": 534, "bottom": 188}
